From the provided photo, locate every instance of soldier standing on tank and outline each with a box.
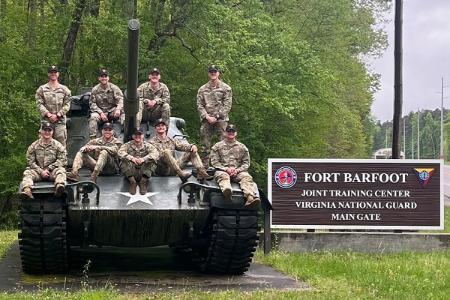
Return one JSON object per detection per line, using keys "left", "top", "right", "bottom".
{"left": 196, "top": 65, "right": 232, "bottom": 168}
{"left": 210, "top": 124, "right": 260, "bottom": 207}
{"left": 135, "top": 68, "right": 171, "bottom": 128}
{"left": 149, "top": 119, "right": 210, "bottom": 183}
{"left": 68, "top": 123, "right": 122, "bottom": 183}
{"left": 118, "top": 128, "right": 159, "bottom": 195}
{"left": 35, "top": 65, "right": 71, "bottom": 147}
{"left": 89, "top": 69, "right": 124, "bottom": 139}
{"left": 20, "top": 122, "right": 67, "bottom": 200}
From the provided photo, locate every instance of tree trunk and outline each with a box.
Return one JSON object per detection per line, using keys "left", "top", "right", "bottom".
{"left": 60, "top": 0, "right": 87, "bottom": 84}
{"left": 27, "top": 0, "right": 37, "bottom": 49}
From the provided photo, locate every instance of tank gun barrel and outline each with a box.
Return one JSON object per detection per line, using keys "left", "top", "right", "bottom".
{"left": 124, "top": 19, "right": 140, "bottom": 141}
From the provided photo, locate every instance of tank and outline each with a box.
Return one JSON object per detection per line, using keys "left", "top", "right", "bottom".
{"left": 18, "top": 19, "right": 268, "bottom": 275}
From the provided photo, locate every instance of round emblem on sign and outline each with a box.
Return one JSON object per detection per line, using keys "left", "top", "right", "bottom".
{"left": 418, "top": 171, "right": 429, "bottom": 181}
{"left": 275, "top": 166, "right": 297, "bottom": 188}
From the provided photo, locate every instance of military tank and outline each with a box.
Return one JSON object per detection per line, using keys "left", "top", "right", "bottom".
{"left": 18, "top": 19, "right": 267, "bottom": 275}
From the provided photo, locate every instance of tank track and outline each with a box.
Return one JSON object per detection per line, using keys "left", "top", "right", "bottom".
{"left": 201, "top": 208, "right": 259, "bottom": 274}
{"left": 18, "top": 195, "right": 68, "bottom": 274}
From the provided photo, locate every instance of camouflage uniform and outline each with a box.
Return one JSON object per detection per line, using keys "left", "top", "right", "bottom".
{"left": 89, "top": 83, "right": 124, "bottom": 137}
{"left": 118, "top": 141, "right": 159, "bottom": 179}
{"left": 136, "top": 82, "right": 170, "bottom": 127}
{"left": 71, "top": 136, "right": 122, "bottom": 176}
{"left": 196, "top": 81, "right": 232, "bottom": 166}
{"left": 149, "top": 135, "right": 204, "bottom": 176}
{"left": 210, "top": 140, "right": 257, "bottom": 200}
{"left": 21, "top": 139, "right": 67, "bottom": 189}
{"left": 35, "top": 83, "right": 71, "bottom": 147}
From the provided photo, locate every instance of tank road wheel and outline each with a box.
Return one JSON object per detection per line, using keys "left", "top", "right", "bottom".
{"left": 18, "top": 195, "right": 68, "bottom": 274}
{"left": 201, "top": 208, "right": 259, "bottom": 275}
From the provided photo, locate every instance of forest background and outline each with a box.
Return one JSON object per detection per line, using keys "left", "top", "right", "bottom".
{"left": 0, "top": 0, "right": 401, "bottom": 224}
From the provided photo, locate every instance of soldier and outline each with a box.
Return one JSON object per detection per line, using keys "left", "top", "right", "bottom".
{"left": 20, "top": 122, "right": 67, "bottom": 200}
{"left": 89, "top": 69, "right": 124, "bottom": 138}
{"left": 136, "top": 68, "right": 171, "bottom": 127}
{"left": 196, "top": 65, "right": 232, "bottom": 167}
{"left": 118, "top": 128, "right": 159, "bottom": 195}
{"left": 210, "top": 124, "right": 260, "bottom": 207}
{"left": 68, "top": 123, "right": 122, "bottom": 183}
{"left": 35, "top": 65, "right": 71, "bottom": 147}
{"left": 149, "top": 119, "right": 210, "bottom": 183}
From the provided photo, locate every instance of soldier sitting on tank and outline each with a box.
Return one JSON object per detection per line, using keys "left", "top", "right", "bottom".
{"left": 89, "top": 69, "right": 124, "bottom": 139}
{"left": 149, "top": 119, "right": 210, "bottom": 183}
{"left": 118, "top": 128, "right": 159, "bottom": 195}
{"left": 210, "top": 124, "right": 260, "bottom": 207}
{"left": 67, "top": 123, "right": 122, "bottom": 183}
{"left": 20, "top": 122, "right": 67, "bottom": 200}
{"left": 135, "top": 68, "right": 170, "bottom": 128}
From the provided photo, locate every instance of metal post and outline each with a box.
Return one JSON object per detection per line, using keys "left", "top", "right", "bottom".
{"left": 441, "top": 77, "right": 444, "bottom": 159}
{"left": 417, "top": 110, "right": 420, "bottom": 159}
{"left": 392, "top": 0, "right": 403, "bottom": 159}
{"left": 403, "top": 117, "right": 406, "bottom": 159}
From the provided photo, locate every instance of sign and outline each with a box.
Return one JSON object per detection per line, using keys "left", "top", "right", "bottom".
{"left": 269, "top": 159, "right": 443, "bottom": 230}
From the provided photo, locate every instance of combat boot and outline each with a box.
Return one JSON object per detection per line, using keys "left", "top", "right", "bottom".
{"left": 55, "top": 184, "right": 65, "bottom": 197}
{"left": 20, "top": 187, "right": 33, "bottom": 200}
{"left": 196, "top": 168, "right": 212, "bottom": 181}
{"left": 128, "top": 177, "right": 137, "bottom": 195}
{"left": 222, "top": 187, "right": 232, "bottom": 201}
{"left": 67, "top": 171, "right": 79, "bottom": 182}
{"left": 178, "top": 171, "right": 191, "bottom": 183}
{"left": 139, "top": 176, "right": 149, "bottom": 195}
{"left": 245, "top": 195, "right": 261, "bottom": 208}
{"left": 90, "top": 170, "right": 99, "bottom": 183}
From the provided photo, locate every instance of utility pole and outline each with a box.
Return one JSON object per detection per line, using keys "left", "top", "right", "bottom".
{"left": 403, "top": 117, "right": 406, "bottom": 159}
{"left": 417, "top": 110, "right": 420, "bottom": 159}
{"left": 392, "top": 0, "right": 403, "bottom": 159}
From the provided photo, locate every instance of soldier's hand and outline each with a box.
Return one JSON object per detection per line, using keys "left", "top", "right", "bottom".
{"left": 41, "top": 169, "right": 50, "bottom": 178}
{"left": 206, "top": 115, "right": 217, "bottom": 124}
{"left": 48, "top": 114, "right": 58, "bottom": 123}
{"left": 190, "top": 145, "right": 198, "bottom": 153}
{"left": 100, "top": 112, "right": 108, "bottom": 122}
{"left": 147, "top": 99, "right": 156, "bottom": 108}
{"left": 113, "top": 109, "right": 121, "bottom": 119}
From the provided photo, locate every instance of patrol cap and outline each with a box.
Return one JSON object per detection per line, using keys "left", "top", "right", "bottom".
{"left": 154, "top": 118, "right": 167, "bottom": 127}
{"left": 41, "top": 122, "right": 54, "bottom": 131}
{"left": 208, "top": 65, "right": 219, "bottom": 72}
{"left": 133, "top": 127, "right": 143, "bottom": 135}
{"left": 225, "top": 124, "right": 237, "bottom": 132}
{"left": 99, "top": 68, "right": 109, "bottom": 76}
{"left": 48, "top": 65, "right": 58, "bottom": 73}
{"left": 149, "top": 68, "right": 160, "bottom": 75}
{"left": 102, "top": 122, "right": 113, "bottom": 130}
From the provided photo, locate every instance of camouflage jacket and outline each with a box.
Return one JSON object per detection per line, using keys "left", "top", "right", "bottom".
{"left": 83, "top": 136, "right": 122, "bottom": 158}
{"left": 210, "top": 140, "right": 250, "bottom": 173}
{"left": 26, "top": 138, "right": 67, "bottom": 173}
{"left": 118, "top": 141, "right": 159, "bottom": 163}
{"left": 90, "top": 83, "right": 124, "bottom": 114}
{"left": 149, "top": 135, "right": 192, "bottom": 154}
{"left": 138, "top": 82, "right": 170, "bottom": 106}
{"left": 196, "top": 81, "right": 232, "bottom": 121}
{"left": 35, "top": 83, "right": 71, "bottom": 123}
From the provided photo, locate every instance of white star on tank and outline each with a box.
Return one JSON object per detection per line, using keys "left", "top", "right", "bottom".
{"left": 118, "top": 192, "right": 158, "bottom": 206}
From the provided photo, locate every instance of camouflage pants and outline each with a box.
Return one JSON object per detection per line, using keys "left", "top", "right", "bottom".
{"left": 21, "top": 167, "right": 66, "bottom": 189}
{"left": 72, "top": 149, "right": 117, "bottom": 175}
{"left": 200, "top": 120, "right": 227, "bottom": 167}
{"left": 120, "top": 159, "right": 156, "bottom": 180}
{"left": 155, "top": 149, "right": 203, "bottom": 176}
{"left": 52, "top": 123, "right": 67, "bottom": 147}
{"left": 214, "top": 171, "right": 257, "bottom": 199}
{"left": 89, "top": 111, "right": 124, "bottom": 137}
{"left": 136, "top": 102, "right": 170, "bottom": 127}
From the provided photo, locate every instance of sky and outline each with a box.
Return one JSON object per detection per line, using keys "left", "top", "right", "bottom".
{"left": 370, "top": 0, "right": 450, "bottom": 122}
